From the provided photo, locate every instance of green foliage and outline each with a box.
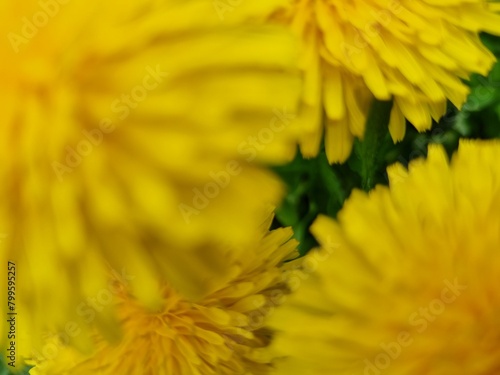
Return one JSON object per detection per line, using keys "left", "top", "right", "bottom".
{"left": 272, "top": 150, "right": 351, "bottom": 255}
{"left": 353, "top": 100, "right": 393, "bottom": 191}
{"left": 454, "top": 34, "right": 500, "bottom": 139}
{"left": 0, "top": 357, "right": 31, "bottom": 375}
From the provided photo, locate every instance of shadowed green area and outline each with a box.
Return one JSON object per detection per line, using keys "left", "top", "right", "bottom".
{"left": 0, "top": 356, "right": 31, "bottom": 375}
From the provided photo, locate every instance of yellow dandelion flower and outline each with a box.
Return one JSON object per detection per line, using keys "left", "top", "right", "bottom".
{"left": 29, "top": 219, "right": 300, "bottom": 375}
{"left": 0, "top": 0, "right": 300, "bottom": 357}
{"left": 269, "top": 140, "right": 500, "bottom": 374}
{"left": 272, "top": 1, "right": 500, "bottom": 162}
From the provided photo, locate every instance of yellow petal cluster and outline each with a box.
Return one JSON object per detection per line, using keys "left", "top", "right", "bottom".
{"left": 0, "top": 0, "right": 300, "bottom": 358}
{"left": 272, "top": 0, "right": 500, "bottom": 162}
{"left": 269, "top": 140, "right": 500, "bottom": 374}
{"left": 29, "top": 218, "right": 299, "bottom": 375}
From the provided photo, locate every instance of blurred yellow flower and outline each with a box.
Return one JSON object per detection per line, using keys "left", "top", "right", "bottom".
{"left": 269, "top": 140, "right": 500, "bottom": 374}
{"left": 29, "top": 219, "right": 299, "bottom": 375}
{"left": 272, "top": 1, "right": 500, "bottom": 162}
{"left": 0, "top": 0, "right": 300, "bottom": 359}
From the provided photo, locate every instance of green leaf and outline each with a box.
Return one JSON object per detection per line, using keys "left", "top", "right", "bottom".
{"left": 354, "top": 99, "right": 393, "bottom": 191}
{"left": 317, "top": 152, "right": 345, "bottom": 206}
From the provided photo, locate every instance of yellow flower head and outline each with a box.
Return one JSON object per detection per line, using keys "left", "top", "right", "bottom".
{"left": 269, "top": 140, "right": 500, "bottom": 374}
{"left": 0, "top": 0, "right": 299, "bottom": 358}
{"left": 29, "top": 220, "right": 299, "bottom": 375}
{"left": 273, "top": 1, "right": 500, "bottom": 162}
